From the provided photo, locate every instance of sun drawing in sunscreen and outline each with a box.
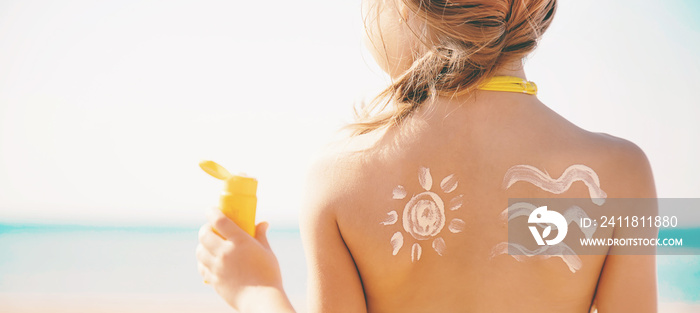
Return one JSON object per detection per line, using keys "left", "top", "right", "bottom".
{"left": 381, "top": 167, "right": 465, "bottom": 262}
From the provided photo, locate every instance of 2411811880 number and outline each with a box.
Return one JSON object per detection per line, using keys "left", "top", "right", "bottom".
{"left": 599, "top": 215, "right": 678, "bottom": 228}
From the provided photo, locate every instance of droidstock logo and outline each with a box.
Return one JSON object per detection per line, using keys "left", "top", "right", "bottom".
{"left": 528, "top": 206, "right": 568, "bottom": 246}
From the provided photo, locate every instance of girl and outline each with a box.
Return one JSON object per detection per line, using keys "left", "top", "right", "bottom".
{"left": 196, "top": 0, "right": 657, "bottom": 312}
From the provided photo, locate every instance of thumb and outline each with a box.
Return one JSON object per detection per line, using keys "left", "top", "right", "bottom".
{"left": 255, "top": 222, "right": 272, "bottom": 249}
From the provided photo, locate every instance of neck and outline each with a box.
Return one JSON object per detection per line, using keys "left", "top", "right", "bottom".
{"left": 493, "top": 60, "right": 527, "bottom": 80}
{"left": 417, "top": 62, "right": 537, "bottom": 123}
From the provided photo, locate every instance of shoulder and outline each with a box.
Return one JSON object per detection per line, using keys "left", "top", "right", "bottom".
{"left": 527, "top": 101, "right": 655, "bottom": 198}
{"left": 590, "top": 132, "right": 655, "bottom": 198}
{"left": 300, "top": 137, "right": 376, "bottom": 226}
{"left": 553, "top": 126, "right": 656, "bottom": 198}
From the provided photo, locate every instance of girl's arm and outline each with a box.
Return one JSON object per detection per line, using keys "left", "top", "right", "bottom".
{"left": 196, "top": 207, "right": 296, "bottom": 313}
{"left": 300, "top": 204, "right": 369, "bottom": 313}
{"left": 300, "top": 158, "right": 368, "bottom": 313}
{"left": 593, "top": 143, "right": 658, "bottom": 312}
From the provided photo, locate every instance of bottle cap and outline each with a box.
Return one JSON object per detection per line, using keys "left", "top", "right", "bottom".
{"left": 199, "top": 160, "right": 231, "bottom": 180}
{"left": 199, "top": 160, "right": 257, "bottom": 196}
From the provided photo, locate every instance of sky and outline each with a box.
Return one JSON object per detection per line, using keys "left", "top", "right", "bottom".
{"left": 0, "top": 0, "right": 699, "bottom": 227}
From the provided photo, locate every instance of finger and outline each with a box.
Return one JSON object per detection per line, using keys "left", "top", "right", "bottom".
{"left": 196, "top": 243, "right": 216, "bottom": 269}
{"left": 206, "top": 207, "right": 248, "bottom": 241}
{"left": 199, "top": 224, "right": 225, "bottom": 254}
{"left": 255, "top": 221, "right": 272, "bottom": 250}
{"left": 197, "top": 261, "right": 214, "bottom": 284}
{"left": 205, "top": 207, "right": 227, "bottom": 240}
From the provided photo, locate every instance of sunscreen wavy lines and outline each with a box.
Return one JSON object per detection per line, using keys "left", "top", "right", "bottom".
{"left": 492, "top": 202, "right": 590, "bottom": 273}
{"left": 490, "top": 242, "right": 582, "bottom": 273}
{"left": 491, "top": 164, "right": 608, "bottom": 273}
{"left": 500, "top": 202, "right": 597, "bottom": 239}
{"left": 503, "top": 164, "right": 607, "bottom": 205}
{"left": 381, "top": 167, "right": 465, "bottom": 262}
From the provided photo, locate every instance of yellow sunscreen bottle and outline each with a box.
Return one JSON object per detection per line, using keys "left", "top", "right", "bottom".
{"left": 199, "top": 160, "right": 258, "bottom": 237}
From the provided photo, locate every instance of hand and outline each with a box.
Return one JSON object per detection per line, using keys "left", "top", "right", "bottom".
{"left": 196, "top": 207, "right": 294, "bottom": 312}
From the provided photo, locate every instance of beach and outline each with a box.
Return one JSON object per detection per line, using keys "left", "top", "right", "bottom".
{"left": 0, "top": 292, "right": 306, "bottom": 313}
{"left": 0, "top": 224, "right": 697, "bottom": 312}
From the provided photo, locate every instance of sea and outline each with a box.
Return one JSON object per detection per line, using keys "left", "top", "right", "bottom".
{"left": 0, "top": 224, "right": 698, "bottom": 305}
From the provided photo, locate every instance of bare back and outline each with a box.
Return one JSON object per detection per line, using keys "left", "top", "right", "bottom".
{"left": 301, "top": 92, "right": 656, "bottom": 313}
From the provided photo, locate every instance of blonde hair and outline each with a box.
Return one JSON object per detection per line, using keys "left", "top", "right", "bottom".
{"left": 348, "top": 0, "right": 557, "bottom": 136}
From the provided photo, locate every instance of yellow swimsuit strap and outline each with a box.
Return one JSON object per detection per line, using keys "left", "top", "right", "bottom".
{"left": 478, "top": 75, "right": 538, "bottom": 95}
